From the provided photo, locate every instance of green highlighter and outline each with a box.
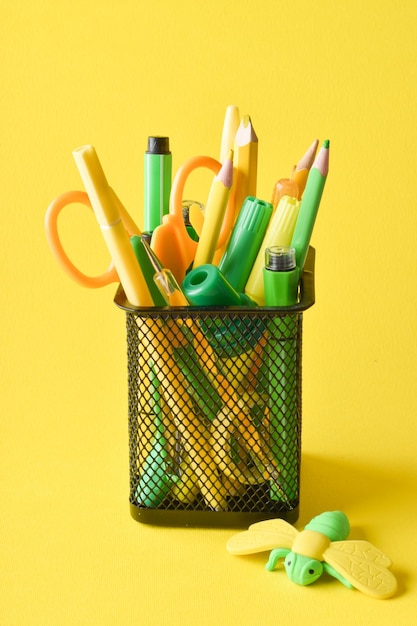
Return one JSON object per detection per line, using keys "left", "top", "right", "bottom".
{"left": 263, "top": 246, "right": 299, "bottom": 502}
{"left": 144, "top": 136, "right": 172, "bottom": 234}
{"left": 263, "top": 246, "right": 299, "bottom": 307}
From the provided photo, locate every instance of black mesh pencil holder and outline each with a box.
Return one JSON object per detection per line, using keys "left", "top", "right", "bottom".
{"left": 114, "top": 248, "right": 315, "bottom": 527}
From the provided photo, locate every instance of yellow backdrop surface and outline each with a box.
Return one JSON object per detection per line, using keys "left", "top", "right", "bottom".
{"left": 1, "top": 1, "right": 416, "bottom": 624}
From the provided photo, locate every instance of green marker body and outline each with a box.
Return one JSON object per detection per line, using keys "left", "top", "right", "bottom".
{"left": 144, "top": 136, "right": 172, "bottom": 233}
{"left": 263, "top": 247, "right": 299, "bottom": 307}
{"left": 263, "top": 247, "right": 299, "bottom": 501}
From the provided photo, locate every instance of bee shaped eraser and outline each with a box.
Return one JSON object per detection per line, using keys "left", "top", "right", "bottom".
{"left": 226, "top": 511, "right": 397, "bottom": 599}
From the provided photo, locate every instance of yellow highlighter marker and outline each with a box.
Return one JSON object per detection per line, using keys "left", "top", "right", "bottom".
{"left": 233, "top": 115, "right": 258, "bottom": 223}
{"left": 193, "top": 150, "right": 234, "bottom": 268}
{"left": 72, "top": 145, "right": 153, "bottom": 307}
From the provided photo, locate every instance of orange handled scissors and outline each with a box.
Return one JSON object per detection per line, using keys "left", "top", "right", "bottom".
{"left": 45, "top": 188, "right": 142, "bottom": 289}
{"left": 150, "top": 155, "right": 235, "bottom": 284}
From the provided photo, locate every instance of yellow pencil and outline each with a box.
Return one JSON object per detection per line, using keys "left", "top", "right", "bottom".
{"left": 193, "top": 150, "right": 234, "bottom": 268}
{"left": 213, "top": 106, "right": 240, "bottom": 264}
{"left": 219, "top": 105, "right": 240, "bottom": 163}
{"left": 233, "top": 115, "right": 258, "bottom": 223}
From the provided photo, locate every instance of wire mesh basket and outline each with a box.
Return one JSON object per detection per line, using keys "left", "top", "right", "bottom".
{"left": 114, "top": 248, "right": 315, "bottom": 527}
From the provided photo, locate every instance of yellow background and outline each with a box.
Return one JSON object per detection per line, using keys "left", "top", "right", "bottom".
{"left": 1, "top": 1, "right": 416, "bottom": 624}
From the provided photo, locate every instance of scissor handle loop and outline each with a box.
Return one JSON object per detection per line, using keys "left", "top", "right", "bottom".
{"left": 45, "top": 190, "right": 118, "bottom": 288}
{"left": 170, "top": 155, "right": 233, "bottom": 248}
{"left": 170, "top": 155, "right": 221, "bottom": 216}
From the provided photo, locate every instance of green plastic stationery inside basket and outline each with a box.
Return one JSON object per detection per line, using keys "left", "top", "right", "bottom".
{"left": 134, "top": 367, "right": 178, "bottom": 507}
{"left": 115, "top": 248, "right": 315, "bottom": 527}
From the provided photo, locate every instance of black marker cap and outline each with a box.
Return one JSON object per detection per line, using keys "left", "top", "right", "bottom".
{"left": 147, "top": 136, "right": 170, "bottom": 155}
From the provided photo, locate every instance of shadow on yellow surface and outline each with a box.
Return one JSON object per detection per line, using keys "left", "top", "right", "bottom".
{"left": 301, "top": 453, "right": 411, "bottom": 519}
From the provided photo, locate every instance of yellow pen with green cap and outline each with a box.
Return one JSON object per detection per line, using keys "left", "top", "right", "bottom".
{"left": 72, "top": 144, "right": 153, "bottom": 307}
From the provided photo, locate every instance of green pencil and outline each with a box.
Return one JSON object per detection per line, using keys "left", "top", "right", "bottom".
{"left": 291, "top": 140, "right": 329, "bottom": 272}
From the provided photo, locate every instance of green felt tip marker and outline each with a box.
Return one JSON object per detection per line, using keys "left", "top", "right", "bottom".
{"left": 263, "top": 246, "right": 299, "bottom": 307}
{"left": 144, "top": 136, "right": 172, "bottom": 233}
{"left": 218, "top": 196, "right": 273, "bottom": 292}
{"left": 263, "top": 246, "right": 300, "bottom": 502}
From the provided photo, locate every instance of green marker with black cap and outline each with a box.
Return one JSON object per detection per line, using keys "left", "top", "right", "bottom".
{"left": 144, "top": 136, "right": 172, "bottom": 233}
